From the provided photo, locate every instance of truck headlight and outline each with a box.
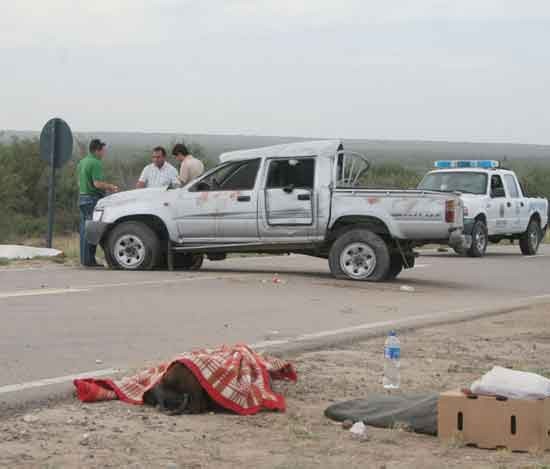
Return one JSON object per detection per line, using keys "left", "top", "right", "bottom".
{"left": 92, "top": 210, "right": 104, "bottom": 222}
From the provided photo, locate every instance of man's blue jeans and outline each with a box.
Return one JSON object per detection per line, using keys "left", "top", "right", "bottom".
{"left": 79, "top": 194, "right": 101, "bottom": 266}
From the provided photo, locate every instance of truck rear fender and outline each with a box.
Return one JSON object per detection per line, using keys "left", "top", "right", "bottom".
{"left": 327, "top": 215, "right": 394, "bottom": 242}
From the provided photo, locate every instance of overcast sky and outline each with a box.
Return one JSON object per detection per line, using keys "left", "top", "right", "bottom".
{"left": 1, "top": 0, "right": 549, "bottom": 144}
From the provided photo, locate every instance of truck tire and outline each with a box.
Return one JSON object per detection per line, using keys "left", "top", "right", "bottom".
{"left": 520, "top": 219, "right": 541, "bottom": 255}
{"left": 329, "top": 229, "right": 390, "bottom": 281}
{"left": 174, "top": 253, "right": 204, "bottom": 271}
{"left": 385, "top": 254, "right": 403, "bottom": 280}
{"left": 102, "top": 242, "right": 118, "bottom": 269}
{"left": 107, "top": 221, "right": 161, "bottom": 270}
{"left": 467, "top": 220, "right": 488, "bottom": 257}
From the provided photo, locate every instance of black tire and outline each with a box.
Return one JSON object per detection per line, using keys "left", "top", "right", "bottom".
{"left": 467, "top": 220, "right": 488, "bottom": 257}
{"left": 385, "top": 254, "right": 403, "bottom": 280}
{"left": 102, "top": 242, "right": 118, "bottom": 269}
{"left": 328, "top": 228, "right": 391, "bottom": 281}
{"left": 520, "top": 219, "right": 541, "bottom": 255}
{"left": 107, "top": 221, "right": 161, "bottom": 270}
{"left": 174, "top": 253, "right": 204, "bottom": 271}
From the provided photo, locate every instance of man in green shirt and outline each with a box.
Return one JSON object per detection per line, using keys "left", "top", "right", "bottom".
{"left": 77, "top": 139, "right": 119, "bottom": 267}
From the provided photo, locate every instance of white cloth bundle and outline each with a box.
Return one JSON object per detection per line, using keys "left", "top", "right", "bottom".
{"left": 471, "top": 366, "right": 550, "bottom": 400}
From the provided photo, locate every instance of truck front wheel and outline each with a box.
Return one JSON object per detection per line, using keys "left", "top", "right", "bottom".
{"left": 107, "top": 221, "right": 161, "bottom": 270}
{"left": 329, "top": 229, "right": 391, "bottom": 281}
{"left": 519, "top": 219, "right": 541, "bottom": 255}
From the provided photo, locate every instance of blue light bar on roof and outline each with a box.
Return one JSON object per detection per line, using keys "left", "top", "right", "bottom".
{"left": 434, "top": 160, "right": 500, "bottom": 169}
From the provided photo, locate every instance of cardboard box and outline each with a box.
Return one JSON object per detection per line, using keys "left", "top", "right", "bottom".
{"left": 438, "top": 390, "right": 550, "bottom": 452}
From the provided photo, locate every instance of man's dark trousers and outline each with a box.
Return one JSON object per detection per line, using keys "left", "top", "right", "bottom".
{"left": 79, "top": 194, "right": 101, "bottom": 266}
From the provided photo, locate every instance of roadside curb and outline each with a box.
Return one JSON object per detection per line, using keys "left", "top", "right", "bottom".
{"left": 259, "top": 295, "right": 550, "bottom": 356}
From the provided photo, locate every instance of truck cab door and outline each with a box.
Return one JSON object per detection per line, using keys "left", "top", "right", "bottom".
{"left": 503, "top": 174, "right": 524, "bottom": 233}
{"left": 259, "top": 158, "right": 316, "bottom": 239}
{"left": 211, "top": 159, "right": 261, "bottom": 240}
{"left": 176, "top": 159, "right": 260, "bottom": 243}
{"left": 488, "top": 175, "right": 508, "bottom": 234}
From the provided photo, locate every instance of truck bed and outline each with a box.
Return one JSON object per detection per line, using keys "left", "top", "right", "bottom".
{"left": 330, "top": 188, "right": 463, "bottom": 241}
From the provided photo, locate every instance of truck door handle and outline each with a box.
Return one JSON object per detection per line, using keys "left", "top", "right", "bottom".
{"left": 507, "top": 202, "right": 512, "bottom": 208}
{"left": 520, "top": 202, "right": 524, "bottom": 207}
{"left": 297, "top": 193, "right": 311, "bottom": 201}
{"left": 237, "top": 195, "right": 251, "bottom": 202}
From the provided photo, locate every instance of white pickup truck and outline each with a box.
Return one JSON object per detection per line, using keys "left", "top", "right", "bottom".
{"left": 87, "top": 141, "right": 466, "bottom": 281}
{"left": 418, "top": 160, "right": 548, "bottom": 257}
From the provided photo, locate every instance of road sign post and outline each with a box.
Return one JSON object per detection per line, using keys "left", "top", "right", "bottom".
{"left": 40, "top": 118, "right": 73, "bottom": 248}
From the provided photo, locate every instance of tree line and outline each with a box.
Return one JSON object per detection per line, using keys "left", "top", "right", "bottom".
{"left": 1, "top": 138, "right": 549, "bottom": 243}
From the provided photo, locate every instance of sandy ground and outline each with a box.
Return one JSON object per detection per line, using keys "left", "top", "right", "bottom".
{"left": 2, "top": 304, "right": 550, "bottom": 469}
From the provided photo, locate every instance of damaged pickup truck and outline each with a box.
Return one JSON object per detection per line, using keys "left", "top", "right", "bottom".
{"left": 87, "top": 140, "right": 465, "bottom": 281}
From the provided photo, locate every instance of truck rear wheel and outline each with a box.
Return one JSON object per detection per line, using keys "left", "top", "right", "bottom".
{"left": 467, "top": 220, "right": 488, "bottom": 257}
{"left": 520, "top": 219, "right": 541, "bottom": 255}
{"left": 329, "top": 229, "right": 390, "bottom": 281}
{"left": 107, "top": 221, "right": 161, "bottom": 270}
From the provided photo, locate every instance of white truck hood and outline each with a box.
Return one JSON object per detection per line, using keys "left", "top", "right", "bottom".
{"left": 96, "top": 188, "right": 169, "bottom": 209}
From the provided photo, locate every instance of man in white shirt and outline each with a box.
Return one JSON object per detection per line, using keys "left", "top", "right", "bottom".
{"left": 136, "top": 146, "right": 179, "bottom": 189}
{"left": 172, "top": 143, "right": 205, "bottom": 186}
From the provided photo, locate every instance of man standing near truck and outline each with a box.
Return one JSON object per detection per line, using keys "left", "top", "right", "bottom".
{"left": 136, "top": 146, "right": 179, "bottom": 189}
{"left": 77, "top": 139, "right": 119, "bottom": 267}
{"left": 172, "top": 143, "right": 204, "bottom": 185}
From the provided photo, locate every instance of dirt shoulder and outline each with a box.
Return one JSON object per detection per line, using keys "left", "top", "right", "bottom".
{"left": 2, "top": 304, "right": 550, "bottom": 469}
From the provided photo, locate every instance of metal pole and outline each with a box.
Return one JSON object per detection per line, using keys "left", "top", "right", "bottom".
{"left": 46, "top": 121, "right": 57, "bottom": 248}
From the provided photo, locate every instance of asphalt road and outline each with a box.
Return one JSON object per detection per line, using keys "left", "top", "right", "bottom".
{"left": 1, "top": 245, "right": 549, "bottom": 411}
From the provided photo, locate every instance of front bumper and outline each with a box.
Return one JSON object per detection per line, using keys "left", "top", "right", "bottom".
{"left": 86, "top": 221, "right": 110, "bottom": 246}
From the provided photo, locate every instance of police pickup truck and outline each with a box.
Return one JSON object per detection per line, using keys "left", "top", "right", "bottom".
{"left": 87, "top": 141, "right": 466, "bottom": 281}
{"left": 418, "top": 160, "right": 548, "bottom": 257}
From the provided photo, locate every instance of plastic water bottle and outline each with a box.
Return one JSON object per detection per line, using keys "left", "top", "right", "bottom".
{"left": 383, "top": 331, "right": 401, "bottom": 389}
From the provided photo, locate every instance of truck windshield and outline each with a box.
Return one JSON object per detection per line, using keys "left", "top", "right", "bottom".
{"left": 418, "top": 172, "right": 488, "bottom": 195}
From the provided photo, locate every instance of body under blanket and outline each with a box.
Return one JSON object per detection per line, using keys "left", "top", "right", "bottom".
{"left": 74, "top": 344, "right": 297, "bottom": 416}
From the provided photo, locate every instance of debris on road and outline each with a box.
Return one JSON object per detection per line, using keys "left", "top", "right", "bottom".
{"left": 400, "top": 285, "right": 415, "bottom": 293}
{"left": 79, "top": 433, "right": 90, "bottom": 446}
{"left": 342, "top": 419, "right": 354, "bottom": 430}
{"left": 22, "top": 414, "right": 39, "bottom": 424}
{"left": 350, "top": 421, "right": 369, "bottom": 441}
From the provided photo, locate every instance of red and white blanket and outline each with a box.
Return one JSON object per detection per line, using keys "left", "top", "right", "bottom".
{"left": 74, "top": 344, "right": 297, "bottom": 415}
